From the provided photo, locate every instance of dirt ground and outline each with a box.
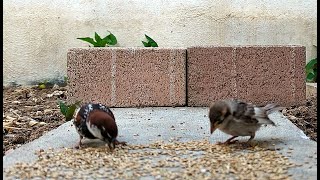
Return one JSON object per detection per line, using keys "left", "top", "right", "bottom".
{"left": 3, "top": 86, "right": 67, "bottom": 156}
{"left": 282, "top": 95, "right": 317, "bottom": 141}
{"left": 2, "top": 86, "right": 317, "bottom": 156}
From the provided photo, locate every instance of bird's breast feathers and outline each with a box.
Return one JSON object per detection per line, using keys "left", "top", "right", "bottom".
{"left": 73, "top": 103, "right": 116, "bottom": 140}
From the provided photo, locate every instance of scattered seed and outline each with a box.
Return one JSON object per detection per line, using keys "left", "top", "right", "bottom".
{"left": 4, "top": 140, "right": 297, "bottom": 179}
{"left": 28, "top": 120, "right": 39, "bottom": 127}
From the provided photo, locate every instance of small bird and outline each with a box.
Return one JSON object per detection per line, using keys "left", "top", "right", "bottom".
{"left": 73, "top": 103, "right": 126, "bottom": 150}
{"left": 209, "top": 99, "right": 283, "bottom": 144}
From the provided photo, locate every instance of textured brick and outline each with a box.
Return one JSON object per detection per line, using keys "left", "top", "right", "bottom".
{"left": 67, "top": 48, "right": 186, "bottom": 107}
{"left": 187, "top": 46, "right": 306, "bottom": 107}
{"left": 187, "top": 47, "right": 236, "bottom": 106}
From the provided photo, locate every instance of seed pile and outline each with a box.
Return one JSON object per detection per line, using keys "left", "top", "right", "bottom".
{"left": 5, "top": 140, "right": 297, "bottom": 179}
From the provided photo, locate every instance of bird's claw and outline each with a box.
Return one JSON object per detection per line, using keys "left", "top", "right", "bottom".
{"left": 216, "top": 140, "right": 239, "bottom": 145}
{"left": 115, "top": 140, "right": 127, "bottom": 146}
{"left": 228, "top": 140, "right": 239, "bottom": 144}
{"left": 74, "top": 141, "right": 83, "bottom": 149}
{"left": 241, "top": 143, "right": 254, "bottom": 149}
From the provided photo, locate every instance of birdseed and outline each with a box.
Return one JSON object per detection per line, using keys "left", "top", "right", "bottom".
{"left": 5, "top": 139, "right": 297, "bottom": 179}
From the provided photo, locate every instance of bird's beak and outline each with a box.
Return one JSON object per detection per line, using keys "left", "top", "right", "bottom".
{"left": 210, "top": 123, "right": 217, "bottom": 134}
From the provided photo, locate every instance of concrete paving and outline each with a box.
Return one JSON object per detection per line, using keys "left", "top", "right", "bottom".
{"left": 3, "top": 107, "right": 317, "bottom": 179}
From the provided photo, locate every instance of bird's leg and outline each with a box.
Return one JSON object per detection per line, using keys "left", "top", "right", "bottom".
{"left": 106, "top": 139, "right": 127, "bottom": 152}
{"left": 225, "top": 136, "right": 239, "bottom": 144}
{"left": 114, "top": 139, "right": 127, "bottom": 146}
{"left": 217, "top": 136, "right": 239, "bottom": 145}
{"left": 74, "top": 135, "right": 83, "bottom": 149}
{"left": 106, "top": 142, "right": 115, "bottom": 152}
{"left": 242, "top": 134, "right": 256, "bottom": 148}
{"left": 247, "top": 134, "right": 255, "bottom": 143}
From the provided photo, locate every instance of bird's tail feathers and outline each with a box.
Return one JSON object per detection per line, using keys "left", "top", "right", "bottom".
{"left": 254, "top": 107, "right": 277, "bottom": 126}
{"left": 263, "top": 103, "right": 285, "bottom": 115}
{"left": 257, "top": 117, "right": 276, "bottom": 126}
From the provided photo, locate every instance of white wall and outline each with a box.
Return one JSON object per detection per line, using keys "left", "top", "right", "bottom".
{"left": 4, "top": 0, "right": 317, "bottom": 85}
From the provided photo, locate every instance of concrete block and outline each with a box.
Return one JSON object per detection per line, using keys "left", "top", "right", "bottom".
{"left": 187, "top": 46, "right": 306, "bottom": 107}
{"left": 187, "top": 47, "right": 236, "bottom": 105}
{"left": 67, "top": 48, "right": 186, "bottom": 107}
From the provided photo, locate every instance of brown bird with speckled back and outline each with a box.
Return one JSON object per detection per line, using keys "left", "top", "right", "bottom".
{"left": 73, "top": 103, "right": 126, "bottom": 150}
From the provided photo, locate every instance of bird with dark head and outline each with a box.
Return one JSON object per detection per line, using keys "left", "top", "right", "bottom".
{"left": 209, "top": 99, "right": 283, "bottom": 145}
{"left": 73, "top": 103, "right": 126, "bottom": 150}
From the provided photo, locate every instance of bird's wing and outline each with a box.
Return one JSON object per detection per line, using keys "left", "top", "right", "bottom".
{"left": 93, "top": 104, "right": 115, "bottom": 120}
{"left": 231, "top": 100, "right": 255, "bottom": 117}
{"left": 233, "top": 116, "right": 259, "bottom": 125}
{"left": 228, "top": 99, "right": 260, "bottom": 124}
{"left": 228, "top": 99, "right": 275, "bottom": 125}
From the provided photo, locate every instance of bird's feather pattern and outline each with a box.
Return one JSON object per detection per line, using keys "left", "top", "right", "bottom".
{"left": 209, "top": 99, "right": 281, "bottom": 142}
{"left": 73, "top": 103, "right": 117, "bottom": 141}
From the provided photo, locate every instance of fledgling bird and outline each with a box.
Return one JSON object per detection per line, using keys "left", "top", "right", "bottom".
{"left": 73, "top": 103, "right": 126, "bottom": 150}
{"left": 209, "top": 99, "right": 283, "bottom": 144}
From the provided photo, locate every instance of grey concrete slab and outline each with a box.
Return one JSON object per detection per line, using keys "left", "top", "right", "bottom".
{"left": 3, "top": 107, "right": 317, "bottom": 179}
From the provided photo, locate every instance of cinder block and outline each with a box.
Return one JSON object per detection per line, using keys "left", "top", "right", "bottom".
{"left": 67, "top": 48, "right": 186, "bottom": 107}
{"left": 187, "top": 46, "right": 306, "bottom": 107}
{"left": 187, "top": 47, "right": 236, "bottom": 106}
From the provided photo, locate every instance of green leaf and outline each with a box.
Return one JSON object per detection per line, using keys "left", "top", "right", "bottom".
{"left": 104, "top": 32, "right": 117, "bottom": 45}
{"left": 65, "top": 104, "right": 77, "bottom": 121}
{"left": 95, "top": 40, "right": 108, "bottom": 47}
{"left": 64, "top": 76, "right": 68, "bottom": 83}
{"left": 145, "top": 34, "right": 158, "bottom": 47}
{"left": 59, "top": 101, "right": 68, "bottom": 116}
{"left": 306, "top": 58, "right": 317, "bottom": 70}
{"left": 101, "top": 37, "right": 111, "bottom": 46}
{"left": 142, "top": 41, "right": 150, "bottom": 47}
{"left": 59, "top": 100, "right": 82, "bottom": 121}
{"left": 77, "top": 37, "right": 98, "bottom": 46}
{"left": 305, "top": 58, "right": 317, "bottom": 82}
{"left": 314, "top": 69, "right": 317, "bottom": 82}
{"left": 145, "top": 34, "right": 153, "bottom": 41}
{"left": 306, "top": 72, "right": 315, "bottom": 82}
{"left": 38, "top": 84, "right": 46, "bottom": 89}
{"left": 94, "top": 32, "right": 109, "bottom": 47}
{"left": 150, "top": 42, "right": 158, "bottom": 47}
{"left": 94, "top": 32, "right": 102, "bottom": 43}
